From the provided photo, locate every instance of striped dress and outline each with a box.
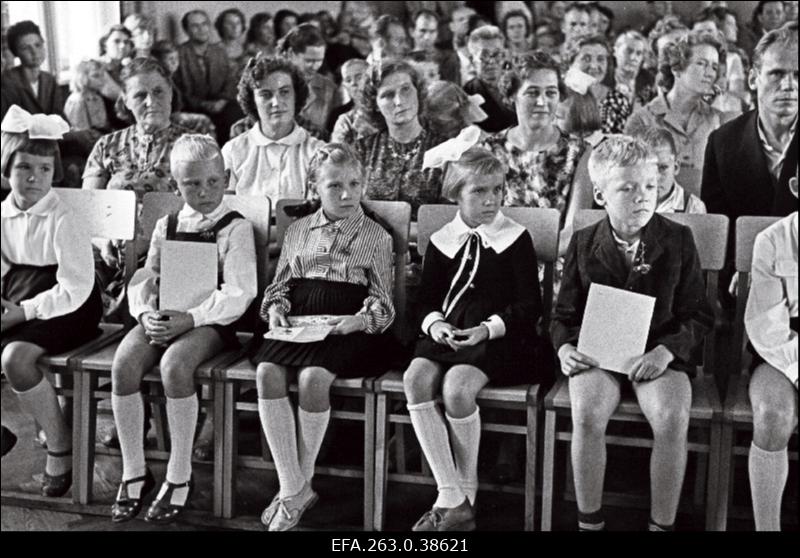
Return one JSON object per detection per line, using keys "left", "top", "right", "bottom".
{"left": 249, "top": 205, "right": 397, "bottom": 377}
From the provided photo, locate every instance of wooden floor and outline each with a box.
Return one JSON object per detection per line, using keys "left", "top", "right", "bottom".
{"left": 2, "top": 379, "right": 796, "bottom": 532}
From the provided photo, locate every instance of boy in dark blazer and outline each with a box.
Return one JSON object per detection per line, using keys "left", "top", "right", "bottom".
{"left": 551, "top": 135, "right": 714, "bottom": 532}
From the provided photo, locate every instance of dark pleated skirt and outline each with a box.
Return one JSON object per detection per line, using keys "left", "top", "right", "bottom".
{"left": 249, "top": 279, "right": 394, "bottom": 378}
{"left": 1, "top": 264, "right": 103, "bottom": 354}
{"left": 413, "top": 296, "right": 553, "bottom": 387}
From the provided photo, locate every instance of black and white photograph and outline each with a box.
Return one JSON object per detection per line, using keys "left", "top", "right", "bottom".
{"left": 0, "top": 0, "right": 797, "bottom": 538}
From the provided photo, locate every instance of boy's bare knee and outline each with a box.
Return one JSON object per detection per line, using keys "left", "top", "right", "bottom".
{"left": 572, "top": 402, "right": 612, "bottom": 434}
{"left": 256, "top": 362, "right": 288, "bottom": 398}
{"left": 648, "top": 403, "right": 690, "bottom": 438}
{"left": 160, "top": 355, "right": 197, "bottom": 398}
{"left": 2, "top": 343, "right": 43, "bottom": 391}
{"left": 752, "top": 402, "right": 796, "bottom": 450}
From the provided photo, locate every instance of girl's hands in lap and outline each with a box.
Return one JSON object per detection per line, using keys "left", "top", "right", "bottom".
{"left": 449, "top": 325, "right": 490, "bottom": 349}
{"left": 328, "top": 315, "right": 366, "bottom": 335}
{"left": 268, "top": 307, "right": 290, "bottom": 330}
{"left": 429, "top": 320, "right": 458, "bottom": 350}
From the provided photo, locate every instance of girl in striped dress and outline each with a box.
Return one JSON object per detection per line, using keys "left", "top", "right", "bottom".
{"left": 250, "top": 143, "right": 396, "bottom": 531}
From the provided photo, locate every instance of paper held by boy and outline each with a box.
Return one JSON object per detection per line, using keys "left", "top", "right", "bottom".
{"left": 263, "top": 315, "right": 349, "bottom": 343}
{"left": 577, "top": 283, "right": 656, "bottom": 374}
{"left": 159, "top": 240, "right": 218, "bottom": 312}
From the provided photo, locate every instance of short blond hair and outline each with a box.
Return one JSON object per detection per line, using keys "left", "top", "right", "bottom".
{"left": 588, "top": 134, "right": 654, "bottom": 188}
{"left": 169, "top": 134, "right": 222, "bottom": 167}
{"left": 442, "top": 147, "right": 506, "bottom": 202}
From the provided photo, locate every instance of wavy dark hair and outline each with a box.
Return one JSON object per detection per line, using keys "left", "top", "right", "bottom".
{"left": 215, "top": 8, "right": 246, "bottom": 40}
{"left": 7, "top": 20, "right": 42, "bottom": 57}
{"left": 497, "top": 50, "right": 565, "bottom": 106}
{"left": 359, "top": 60, "right": 428, "bottom": 131}
{"left": 98, "top": 24, "right": 131, "bottom": 57}
{"left": 236, "top": 55, "right": 309, "bottom": 122}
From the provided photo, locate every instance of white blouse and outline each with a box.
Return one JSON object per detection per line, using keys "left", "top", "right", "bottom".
{"left": 745, "top": 212, "right": 798, "bottom": 387}
{"left": 1, "top": 190, "right": 95, "bottom": 321}
{"left": 127, "top": 199, "right": 258, "bottom": 327}
{"left": 221, "top": 123, "right": 325, "bottom": 201}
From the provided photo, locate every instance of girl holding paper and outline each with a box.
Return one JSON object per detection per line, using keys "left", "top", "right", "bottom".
{"left": 403, "top": 141, "right": 550, "bottom": 531}
{"left": 109, "top": 134, "right": 256, "bottom": 524}
{"left": 251, "top": 143, "right": 396, "bottom": 532}
{"left": 1, "top": 106, "right": 103, "bottom": 497}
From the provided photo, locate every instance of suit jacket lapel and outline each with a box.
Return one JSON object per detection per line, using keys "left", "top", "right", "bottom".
{"left": 590, "top": 218, "right": 630, "bottom": 286}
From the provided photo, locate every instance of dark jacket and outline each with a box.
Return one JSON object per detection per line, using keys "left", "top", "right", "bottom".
{"left": 551, "top": 214, "right": 714, "bottom": 375}
{"left": 701, "top": 109, "right": 798, "bottom": 300}
{"left": 175, "top": 42, "right": 236, "bottom": 111}
{"left": 1, "top": 66, "right": 64, "bottom": 120}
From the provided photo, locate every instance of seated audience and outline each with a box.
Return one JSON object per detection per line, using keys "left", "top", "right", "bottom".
{"left": 463, "top": 26, "right": 517, "bottom": 134}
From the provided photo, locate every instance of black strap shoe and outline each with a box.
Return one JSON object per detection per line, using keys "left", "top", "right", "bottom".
{"left": 111, "top": 469, "right": 156, "bottom": 523}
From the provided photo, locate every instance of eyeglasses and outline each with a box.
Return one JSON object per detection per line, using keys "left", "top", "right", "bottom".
{"left": 477, "top": 51, "right": 505, "bottom": 64}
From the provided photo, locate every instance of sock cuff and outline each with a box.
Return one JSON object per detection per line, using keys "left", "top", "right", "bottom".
{"left": 407, "top": 400, "right": 437, "bottom": 412}
{"left": 445, "top": 407, "right": 481, "bottom": 424}
{"left": 259, "top": 396, "right": 292, "bottom": 409}
{"left": 750, "top": 441, "right": 788, "bottom": 459}
{"left": 298, "top": 407, "right": 331, "bottom": 423}
{"left": 111, "top": 392, "right": 142, "bottom": 404}
{"left": 166, "top": 393, "right": 199, "bottom": 407}
{"left": 11, "top": 375, "right": 50, "bottom": 396}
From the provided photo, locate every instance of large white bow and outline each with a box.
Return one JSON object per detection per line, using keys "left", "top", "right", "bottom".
{"left": 465, "top": 94, "right": 488, "bottom": 123}
{"left": 1, "top": 105, "right": 69, "bottom": 140}
{"left": 422, "top": 125, "right": 482, "bottom": 170}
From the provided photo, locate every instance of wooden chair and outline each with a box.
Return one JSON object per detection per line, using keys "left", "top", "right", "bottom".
{"left": 541, "top": 210, "right": 727, "bottom": 531}
{"left": 0, "top": 188, "right": 137, "bottom": 505}
{"left": 715, "top": 216, "right": 798, "bottom": 530}
{"left": 371, "top": 205, "right": 561, "bottom": 531}
{"left": 70, "top": 192, "right": 271, "bottom": 516}
{"left": 216, "top": 199, "right": 411, "bottom": 530}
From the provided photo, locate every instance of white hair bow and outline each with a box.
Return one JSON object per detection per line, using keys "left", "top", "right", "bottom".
{"left": 564, "top": 67, "right": 597, "bottom": 96}
{"left": 466, "top": 94, "right": 488, "bottom": 123}
{"left": 1, "top": 105, "right": 69, "bottom": 140}
{"left": 423, "top": 125, "right": 482, "bottom": 170}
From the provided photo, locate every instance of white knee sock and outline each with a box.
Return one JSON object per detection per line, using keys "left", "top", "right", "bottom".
{"left": 165, "top": 394, "right": 198, "bottom": 486}
{"left": 297, "top": 408, "right": 330, "bottom": 482}
{"left": 112, "top": 392, "right": 147, "bottom": 484}
{"left": 749, "top": 441, "right": 788, "bottom": 531}
{"left": 15, "top": 377, "right": 71, "bottom": 476}
{"left": 446, "top": 408, "right": 481, "bottom": 506}
{"left": 258, "top": 397, "right": 306, "bottom": 498}
{"left": 408, "top": 400, "right": 466, "bottom": 508}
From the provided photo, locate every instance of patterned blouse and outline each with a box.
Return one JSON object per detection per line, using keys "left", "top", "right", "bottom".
{"left": 82, "top": 123, "right": 190, "bottom": 202}
{"left": 600, "top": 89, "right": 633, "bottom": 134}
{"left": 481, "top": 127, "right": 587, "bottom": 220}
{"left": 355, "top": 128, "right": 446, "bottom": 219}
{"left": 263, "top": 205, "right": 396, "bottom": 334}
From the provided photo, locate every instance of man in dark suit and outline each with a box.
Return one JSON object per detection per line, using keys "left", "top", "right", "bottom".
{"left": 175, "top": 10, "right": 241, "bottom": 144}
{"left": 701, "top": 21, "right": 798, "bottom": 300}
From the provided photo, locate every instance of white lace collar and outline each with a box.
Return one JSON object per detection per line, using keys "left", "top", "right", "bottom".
{"left": 430, "top": 210, "right": 526, "bottom": 259}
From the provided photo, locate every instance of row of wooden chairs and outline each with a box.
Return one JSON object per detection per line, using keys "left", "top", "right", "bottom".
{"left": 3, "top": 189, "right": 796, "bottom": 531}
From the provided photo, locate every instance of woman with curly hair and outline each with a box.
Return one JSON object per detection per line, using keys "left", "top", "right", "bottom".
{"left": 221, "top": 56, "right": 324, "bottom": 199}
{"left": 480, "top": 51, "right": 593, "bottom": 261}
{"left": 215, "top": 8, "right": 248, "bottom": 73}
{"left": 625, "top": 30, "right": 732, "bottom": 196}
{"left": 354, "top": 60, "right": 447, "bottom": 218}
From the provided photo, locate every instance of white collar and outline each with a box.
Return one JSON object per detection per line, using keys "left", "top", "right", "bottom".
{"left": 248, "top": 122, "right": 308, "bottom": 147}
{"left": 431, "top": 210, "right": 525, "bottom": 259}
{"left": 2, "top": 189, "right": 59, "bottom": 218}
{"left": 655, "top": 181, "right": 687, "bottom": 213}
{"left": 177, "top": 198, "right": 230, "bottom": 224}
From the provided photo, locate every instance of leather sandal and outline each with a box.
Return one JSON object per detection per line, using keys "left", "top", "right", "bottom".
{"left": 111, "top": 469, "right": 156, "bottom": 523}
{"left": 144, "top": 478, "right": 194, "bottom": 524}
{"left": 41, "top": 448, "right": 72, "bottom": 497}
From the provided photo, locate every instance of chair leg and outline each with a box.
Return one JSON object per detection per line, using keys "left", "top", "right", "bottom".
{"left": 221, "top": 380, "right": 238, "bottom": 519}
{"left": 541, "top": 409, "right": 557, "bottom": 531}
{"left": 373, "top": 393, "right": 390, "bottom": 531}
{"left": 150, "top": 384, "right": 169, "bottom": 452}
{"left": 706, "top": 420, "right": 723, "bottom": 531}
{"left": 363, "top": 390, "right": 376, "bottom": 531}
{"left": 395, "top": 419, "right": 407, "bottom": 474}
{"left": 75, "top": 370, "right": 98, "bottom": 505}
{"left": 213, "top": 379, "right": 225, "bottom": 518}
{"left": 524, "top": 402, "right": 538, "bottom": 531}
{"left": 694, "top": 448, "right": 709, "bottom": 510}
{"left": 715, "top": 421, "right": 735, "bottom": 531}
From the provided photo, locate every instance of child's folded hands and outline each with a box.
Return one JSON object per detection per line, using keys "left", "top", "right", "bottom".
{"left": 142, "top": 310, "right": 194, "bottom": 344}
{"left": 625, "top": 345, "right": 675, "bottom": 382}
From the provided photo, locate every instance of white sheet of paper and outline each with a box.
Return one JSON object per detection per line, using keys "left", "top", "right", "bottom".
{"left": 287, "top": 315, "right": 349, "bottom": 327}
{"left": 159, "top": 240, "right": 218, "bottom": 312}
{"left": 264, "top": 325, "right": 334, "bottom": 343}
{"left": 577, "top": 283, "right": 656, "bottom": 374}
